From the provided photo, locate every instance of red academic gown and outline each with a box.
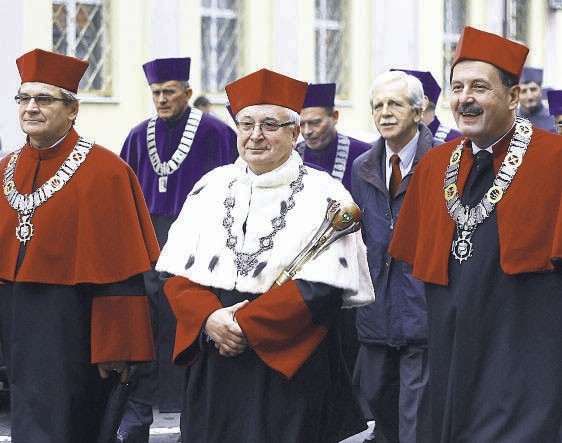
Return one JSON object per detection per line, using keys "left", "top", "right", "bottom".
{"left": 389, "top": 127, "right": 562, "bottom": 442}
{"left": 0, "top": 129, "right": 160, "bottom": 443}
{"left": 163, "top": 277, "right": 366, "bottom": 443}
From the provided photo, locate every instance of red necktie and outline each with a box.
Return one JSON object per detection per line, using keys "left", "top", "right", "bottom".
{"left": 389, "top": 154, "right": 402, "bottom": 198}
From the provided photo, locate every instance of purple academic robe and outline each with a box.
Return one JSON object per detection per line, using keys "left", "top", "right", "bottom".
{"left": 120, "top": 107, "right": 238, "bottom": 218}
{"left": 517, "top": 103, "right": 556, "bottom": 133}
{"left": 296, "top": 131, "right": 370, "bottom": 376}
{"left": 119, "top": 107, "right": 237, "bottom": 413}
{"left": 428, "top": 117, "right": 462, "bottom": 145}
{"left": 296, "top": 132, "right": 370, "bottom": 192}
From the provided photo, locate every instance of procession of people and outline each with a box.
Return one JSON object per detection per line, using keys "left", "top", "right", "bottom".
{"left": 0, "top": 20, "right": 560, "bottom": 443}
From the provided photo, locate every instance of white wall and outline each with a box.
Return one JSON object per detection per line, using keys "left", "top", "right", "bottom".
{"left": 0, "top": 1, "right": 25, "bottom": 152}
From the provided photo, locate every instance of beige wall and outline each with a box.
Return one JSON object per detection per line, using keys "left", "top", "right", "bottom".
{"left": 78, "top": 0, "right": 152, "bottom": 151}
{"left": 7, "top": 0, "right": 562, "bottom": 153}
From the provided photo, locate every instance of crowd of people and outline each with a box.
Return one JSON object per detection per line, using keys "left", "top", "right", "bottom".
{"left": 0, "top": 24, "right": 560, "bottom": 443}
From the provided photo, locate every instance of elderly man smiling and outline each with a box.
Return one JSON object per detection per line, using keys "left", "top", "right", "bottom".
{"left": 156, "top": 68, "right": 374, "bottom": 443}
{"left": 351, "top": 70, "right": 434, "bottom": 443}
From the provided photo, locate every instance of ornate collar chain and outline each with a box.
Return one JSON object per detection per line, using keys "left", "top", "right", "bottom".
{"left": 146, "top": 107, "right": 202, "bottom": 193}
{"left": 435, "top": 122, "right": 450, "bottom": 144}
{"left": 443, "top": 116, "right": 532, "bottom": 263}
{"left": 222, "top": 165, "right": 307, "bottom": 276}
{"left": 3, "top": 137, "right": 94, "bottom": 244}
{"left": 297, "top": 133, "right": 350, "bottom": 182}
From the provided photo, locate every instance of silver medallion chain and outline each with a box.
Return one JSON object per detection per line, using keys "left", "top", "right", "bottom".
{"left": 331, "top": 133, "right": 350, "bottom": 181}
{"left": 146, "top": 107, "right": 202, "bottom": 192}
{"left": 443, "top": 116, "right": 532, "bottom": 263}
{"left": 297, "top": 133, "right": 350, "bottom": 182}
{"left": 3, "top": 137, "right": 94, "bottom": 244}
{"left": 222, "top": 165, "right": 307, "bottom": 276}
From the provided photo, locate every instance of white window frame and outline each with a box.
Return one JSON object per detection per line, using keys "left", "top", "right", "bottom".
{"left": 201, "top": 0, "right": 239, "bottom": 94}
{"left": 313, "top": 0, "right": 347, "bottom": 96}
{"left": 442, "top": 0, "right": 466, "bottom": 95}
{"left": 505, "top": 0, "right": 528, "bottom": 44}
{"left": 52, "top": 0, "right": 111, "bottom": 96}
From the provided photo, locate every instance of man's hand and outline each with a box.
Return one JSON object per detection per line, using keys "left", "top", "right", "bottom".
{"left": 97, "top": 361, "right": 130, "bottom": 383}
{"left": 205, "top": 300, "right": 249, "bottom": 357}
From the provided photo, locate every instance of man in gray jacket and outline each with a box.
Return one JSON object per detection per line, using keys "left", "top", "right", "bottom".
{"left": 351, "top": 70, "right": 433, "bottom": 443}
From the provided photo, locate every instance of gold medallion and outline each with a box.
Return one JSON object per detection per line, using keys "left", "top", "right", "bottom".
{"left": 515, "top": 121, "right": 533, "bottom": 137}
{"left": 48, "top": 176, "right": 63, "bottom": 191}
{"left": 486, "top": 185, "right": 504, "bottom": 204}
{"left": 505, "top": 152, "right": 522, "bottom": 168}
{"left": 444, "top": 184, "right": 457, "bottom": 201}
{"left": 71, "top": 150, "right": 86, "bottom": 163}
{"left": 7, "top": 155, "right": 17, "bottom": 168}
{"left": 449, "top": 149, "right": 462, "bottom": 165}
{"left": 4, "top": 180, "right": 14, "bottom": 196}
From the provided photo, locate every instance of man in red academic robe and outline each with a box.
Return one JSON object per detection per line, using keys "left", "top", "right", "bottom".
{"left": 0, "top": 49, "right": 159, "bottom": 443}
{"left": 155, "top": 68, "right": 375, "bottom": 443}
{"left": 389, "top": 27, "right": 562, "bottom": 442}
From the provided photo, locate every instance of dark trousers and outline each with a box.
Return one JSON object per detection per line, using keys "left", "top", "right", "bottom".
{"left": 0, "top": 283, "right": 112, "bottom": 443}
{"left": 354, "top": 343, "right": 431, "bottom": 443}
{"left": 118, "top": 268, "right": 185, "bottom": 440}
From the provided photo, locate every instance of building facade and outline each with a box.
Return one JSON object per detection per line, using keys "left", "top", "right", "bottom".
{"left": 1, "top": 0, "right": 561, "bottom": 152}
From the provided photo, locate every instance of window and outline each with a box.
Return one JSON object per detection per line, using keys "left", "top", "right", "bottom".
{"left": 505, "top": 0, "right": 528, "bottom": 44}
{"left": 201, "top": 0, "right": 240, "bottom": 94}
{"left": 442, "top": 0, "right": 466, "bottom": 95}
{"left": 314, "top": 0, "right": 347, "bottom": 96}
{"left": 52, "top": 0, "right": 111, "bottom": 95}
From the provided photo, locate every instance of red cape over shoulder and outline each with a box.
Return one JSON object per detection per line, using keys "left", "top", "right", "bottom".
{"left": 0, "top": 129, "right": 160, "bottom": 285}
{"left": 389, "top": 127, "right": 562, "bottom": 285}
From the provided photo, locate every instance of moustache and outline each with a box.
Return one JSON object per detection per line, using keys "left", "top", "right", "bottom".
{"left": 457, "top": 104, "right": 483, "bottom": 115}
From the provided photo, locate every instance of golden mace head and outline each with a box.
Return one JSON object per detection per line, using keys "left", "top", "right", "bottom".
{"left": 327, "top": 200, "right": 362, "bottom": 231}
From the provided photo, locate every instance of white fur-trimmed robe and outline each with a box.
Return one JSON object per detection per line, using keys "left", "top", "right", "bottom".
{"left": 156, "top": 152, "right": 374, "bottom": 307}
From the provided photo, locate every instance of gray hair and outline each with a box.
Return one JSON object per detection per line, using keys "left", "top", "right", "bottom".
{"left": 58, "top": 87, "right": 79, "bottom": 125}
{"left": 179, "top": 80, "right": 190, "bottom": 91}
{"left": 235, "top": 105, "right": 301, "bottom": 126}
{"left": 59, "top": 87, "right": 79, "bottom": 104}
{"left": 285, "top": 108, "right": 301, "bottom": 125}
{"left": 369, "top": 70, "right": 425, "bottom": 111}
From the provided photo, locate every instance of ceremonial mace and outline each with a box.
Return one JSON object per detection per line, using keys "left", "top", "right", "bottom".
{"left": 275, "top": 199, "right": 362, "bottom": 286}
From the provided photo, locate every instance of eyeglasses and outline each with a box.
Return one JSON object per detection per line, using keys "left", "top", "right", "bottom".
{"left": 236, "top": 120, "right": 295, "bottom": 133}
{"left": 14, "top": 95, "right": 69, "bottom": 107}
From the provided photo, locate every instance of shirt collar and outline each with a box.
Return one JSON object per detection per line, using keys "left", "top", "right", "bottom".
{"left": 384, "top": 129, "right": 419, "bottom": 169}
{"left": 28, "top": 129, "right": 71, "bottom": 150}
{"left": 471, "top": 121, "right": 515, "bottom": 154}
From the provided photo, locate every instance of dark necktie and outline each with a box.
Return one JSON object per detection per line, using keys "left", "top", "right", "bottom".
{"left": 462, "top": 150, "right": 494, "bottom": 207}
{"left": 389, "top": 154, "right": 402, "bottom": 199}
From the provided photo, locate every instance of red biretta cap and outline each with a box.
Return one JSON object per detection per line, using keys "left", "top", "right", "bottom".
{"left": 16, "top": 48, "right": 89, "bottom": 93}
{"left": 225, "top": 68, "right": 308, "bottom": 116}
{"left": 450, "top": 27, "right": 529, "bottom": 81}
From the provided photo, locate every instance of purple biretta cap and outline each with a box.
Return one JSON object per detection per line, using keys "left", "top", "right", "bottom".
{"left": 142, "top": 57, "right": 191, "bottom": 84}
{"left": 302, "top": 83, "right": 336, "bottom": 108}
{"left": 547, "top": 90, "right": 562, "bottom": 116}
{"left": 392, "top": 69, "right": 442, "bottom": 105}
{"left": 520, "top": 67, "right": 543, "bottom": 85}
